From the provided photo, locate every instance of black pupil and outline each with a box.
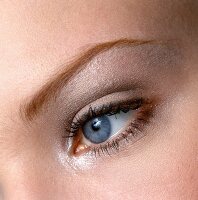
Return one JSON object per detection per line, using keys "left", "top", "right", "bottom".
{"left": 91, "top": 119, "right": 101, "bottom": 131}
{"left": 83, "top": 115, "right": 111, "bottom": 144}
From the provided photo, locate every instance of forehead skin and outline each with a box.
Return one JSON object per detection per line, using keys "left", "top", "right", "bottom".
{"left": 0, "top": 0, "right": 197, "bottom": 100}
{"left": 0, "top": 0, "right": 198, "bottom": 200}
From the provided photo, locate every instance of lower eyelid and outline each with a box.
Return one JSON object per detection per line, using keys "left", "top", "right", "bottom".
{"left": 67, "top": 98, "right": 156, "bottom": 158}
{"left": 91, "top": 104, "right": 155, "bottom": 157}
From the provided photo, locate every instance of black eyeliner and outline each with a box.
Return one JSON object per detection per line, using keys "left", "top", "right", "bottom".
{"left": 64, "top": 97, "right": 144, "bottom": 138}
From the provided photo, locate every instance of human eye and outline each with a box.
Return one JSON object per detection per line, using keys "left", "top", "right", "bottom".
{"left": 64, "top": 95, "right": 156, "bottom": 158}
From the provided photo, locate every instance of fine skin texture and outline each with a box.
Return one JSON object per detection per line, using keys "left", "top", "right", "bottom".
{"left": 0, "top": 1, "right": 198, "bottom": 200}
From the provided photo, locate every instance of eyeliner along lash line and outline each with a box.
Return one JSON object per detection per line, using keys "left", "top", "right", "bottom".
{"left": 66, "top": 98, "right": 144, "bottom": 137}
{"left": 90, "top": 99, "right": 156, "bottom": 157}
{"left": 64, "top": 97, "right": 157, "bottom": 158}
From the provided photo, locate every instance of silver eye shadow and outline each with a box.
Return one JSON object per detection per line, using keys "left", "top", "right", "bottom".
{"left": 27, "top": 41, "right": 185, "bottom": 171}
{"left": 54, "top": 42, "right": 184, "bottom": 124}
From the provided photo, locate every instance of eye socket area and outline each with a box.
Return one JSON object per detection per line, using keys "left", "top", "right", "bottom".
{"left": 64, "top": 94, "right": 157, "bottom": 159}
{"left": 68, "top": 99, "right": 145, "bottom": 157}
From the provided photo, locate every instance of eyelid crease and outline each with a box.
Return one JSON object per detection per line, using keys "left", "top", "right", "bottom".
{"left": 20, "top": 38, "right": 159, "bottom": 122}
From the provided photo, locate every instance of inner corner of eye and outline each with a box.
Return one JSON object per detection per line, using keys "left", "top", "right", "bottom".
{"left": 70, "top": 128, "right": 91, "bottom": 157}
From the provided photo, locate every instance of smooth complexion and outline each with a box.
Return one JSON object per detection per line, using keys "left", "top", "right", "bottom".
{"left": 0, "top": 1, "right": 198, "bottom": 199}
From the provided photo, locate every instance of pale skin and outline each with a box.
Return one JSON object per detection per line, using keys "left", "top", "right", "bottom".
{"left": 0, "top": 1, "right": 198, "bottom": 200}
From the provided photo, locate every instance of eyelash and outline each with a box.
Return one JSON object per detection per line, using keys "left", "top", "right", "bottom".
{"left": 64, "top": 98, "right": 155, "bottom": 157}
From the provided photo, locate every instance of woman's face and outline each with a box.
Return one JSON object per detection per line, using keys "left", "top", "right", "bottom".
{"left": 0, "top": 0, "right": 198, "bottom": 199}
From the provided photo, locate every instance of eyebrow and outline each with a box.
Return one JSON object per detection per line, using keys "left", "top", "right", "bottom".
{"left": 21, "top": 38, "right": 154, "bottom": 121}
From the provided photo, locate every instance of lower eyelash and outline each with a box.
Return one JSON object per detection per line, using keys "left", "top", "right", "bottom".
{"left": 64, "top": 98, "right": 156, "bottom": 158}
{"left": 89, "top": 103, "right": 154, "bottom": 157}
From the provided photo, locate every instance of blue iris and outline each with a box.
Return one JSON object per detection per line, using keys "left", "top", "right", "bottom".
{"left": 83, "top": 116, "right": 111, "bottom": 144}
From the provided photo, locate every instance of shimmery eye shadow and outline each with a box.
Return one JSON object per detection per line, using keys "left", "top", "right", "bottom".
{"left": 23, "top": 40, "right": 184, "bottom": 124}
{"left": 55, "top": 42, "right": 184, "bottom": 123}
{"left": 28, "top": 41, "right": 185, "bottom": 158}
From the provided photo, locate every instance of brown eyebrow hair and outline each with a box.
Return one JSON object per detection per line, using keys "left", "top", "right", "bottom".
{"left": 21, "top": 38, "right": 153, "bottom": 121}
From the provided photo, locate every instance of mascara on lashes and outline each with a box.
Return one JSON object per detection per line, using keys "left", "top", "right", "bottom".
{"left": 65, "top": 97, "right": 155, "bottom": 157}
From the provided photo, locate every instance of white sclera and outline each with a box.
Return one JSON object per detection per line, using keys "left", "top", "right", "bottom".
{"left": 107, "top": 110, "right": 134, "bottom": 138}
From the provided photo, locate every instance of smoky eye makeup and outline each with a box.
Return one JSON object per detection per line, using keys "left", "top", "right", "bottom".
{"left": 23, "top": 40, "right": 183, "bottom": 169}
{"left": 61, "top": 88, "right": 159, "bottom": 164}
{"left": 56, "top": 42, "right": 182, "bottom": 123}
{"left": 67, "top": 98, "right": 155, "bottom": 157}
{"left": 53, "top": 42, "right": 184, "bottom": 169}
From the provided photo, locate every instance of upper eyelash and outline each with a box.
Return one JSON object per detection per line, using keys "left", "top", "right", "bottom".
{"left": 91, "top": 101, "right": 155, "bottom": 157}
{"left": 64, "top": 98, "right": 144, "bottom": 137}
{"left": 63, "top": 97, "right": 156, "bottom": 158}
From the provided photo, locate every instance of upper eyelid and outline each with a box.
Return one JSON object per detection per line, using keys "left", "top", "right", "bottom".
{"left": 69, "top": 88, "right": 145, "bottom": 118}
{"left": 65, "top": 98, "right": 144, "bottom": 139}
{"left": 67, "top": 91, "right": 152, "bottom": 136}
{"left": 19, "top": 39, "right": 157, "bottom": 122}
{"left": 68, "top": 97, "right": 156, "bottom": 157}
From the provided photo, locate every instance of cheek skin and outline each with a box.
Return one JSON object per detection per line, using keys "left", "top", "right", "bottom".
{"left": 2, "top": 115, "right": 197, "bottom": 200}
{"left": 0, "top": 1, "right": 197, "bottom": 200}
{"left": 2, "top": 85, "right": 197, "bottom": 200}
{"left": 1, "top": 61, "right": 198, "bottom": 199}
{"left": 75, "top": 80, "right": 198, "bottom": 200}
{"left": 81, "top": 115, "right": 197, "bottom": 199}
{"left": 0, "top": 66, "right": 197, "bottom": 199}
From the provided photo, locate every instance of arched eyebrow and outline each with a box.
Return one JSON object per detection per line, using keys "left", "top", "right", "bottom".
{"left": 21, "top": 38, "right": 153, "bottom": 121}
